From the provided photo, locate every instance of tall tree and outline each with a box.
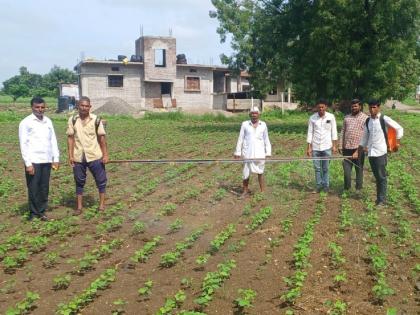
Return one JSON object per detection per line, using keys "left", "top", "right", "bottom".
{"left": 42, "top": 65, "right": 77, "bottom": 97}
{"left": 2, "top": 67, "right": 43, "bottom": 101}
{"left": 211, "top": 0, "right": 420, "bottom": 104}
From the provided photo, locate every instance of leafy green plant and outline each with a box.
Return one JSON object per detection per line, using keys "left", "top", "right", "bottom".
{"left": 77, "top": 252, "right": 98, "bottom": 273}
{"left": 339, "top": 196, "right": 353, "bottom": 231}
{"left": 333, "top": 272, "right": 347, "bottom": 287}
{"left": 242, "top": 204, "right": 251, "bottom": 216}
{"left": 328, "top": 242, "right": 346, "bottom": 267}
{"left": 0, "top": 279, "right": 16, "bottom": 294}
{"left": 251, "top": 192, "right": 265, "bottom": 206}
{"left": 75, "top": 238, "right": 122, "bottom": 274}
{"left": 131, "top": 221, "right": 146, "bottom": 235}
{"left": 234, "top": 288, "right": 257, "bottom": 310}
{"left": 159, "top": 203, "right": 177, "bottom": 216}
{"left": 280, "top": 219, "right": 293, "bottom": 234}
{"left": 96, "top": 216, "right": 124, "bottom": 234}
{"left": 168, "top": 218, "right": 183, "bottom": 233}
{"left": 111, "top": 299, "right": 127, "bottom": 315}
{"left": 156, "top": 290, "right": 186, "bottom": 315}
{"left": 160, "top": 251, "right": 181, "bottom": 268}
{"left": 131, "top": 236, "right": 162, "bottom": 263}
{"left": 325, "top": 299, "right": 347, "bottom": 315}
{"left": 42, "top": 251, "right": 59, "bottom": 269}
{"left": 56, "top": 268, "right": 116, "bottom": 314}
{"left": 227, "top": 239, "right": 246, "bottom": 253}
{"left": 386, "top": 308, "right": 398, "bottom": 315}
{"left": 5, "top": 291, "right": 40, "bottom": 315}
{"left": 3, "top": 256, "right": 19, "bottom": 272}
{"left": 246, "top": 206, "right": 272, "bottom": 230}
{"left": 372, "top": 273, "right": 394, "bottom": 302}
{"left": 180, "top": 277, "right": 193, "bottom": 289}
{"left": 179, "top": 187, "right": 200, "bottom": 203}
{"left": 195, "top": 254, "right": 210, "bottom": 268}
{"left": 212, "top": 188, "right": 227, "bottom": 201}
{"left": 209, "top": 224, "right": 236, "bottom": 253}
{"left": 194, "top": 260, "right": 236, "bottom": 308}
{"left": 53, "top": 274, "right": 71, "bottom": 290}
{"left": 138, "top": 280, "right": 153, "bottom": 297}
{"left": 160, "top": 227, "right": 205, "bottom": 268}
{"left": 26, "top": 235, "right": 49, "bottom": 253}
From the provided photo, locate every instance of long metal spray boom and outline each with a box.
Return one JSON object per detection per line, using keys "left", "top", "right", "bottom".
{"left": 107, "top": 156, "right": 353, "bottom": 165}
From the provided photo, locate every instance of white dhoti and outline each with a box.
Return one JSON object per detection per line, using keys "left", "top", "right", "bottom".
{"left": 235, "top": 120, "right": 272, "bottom": 180}
{"left": 243, "top": 161, "right": 265, "bottom": 179}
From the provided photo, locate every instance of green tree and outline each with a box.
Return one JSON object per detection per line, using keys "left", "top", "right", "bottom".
{"left": 42, "top": 65, "right": 77, "bottom": 97}
{"left": 211, "top": 0, "right": 420, "bottom": 104}
{"left": 2, "top": 67, "right": 42, "bottom": 101}
{"left": 3, "top": 83, "right": 30, "bottom": 102}
{"left": 2, "top": 65, "right": 77, "bottom": 99}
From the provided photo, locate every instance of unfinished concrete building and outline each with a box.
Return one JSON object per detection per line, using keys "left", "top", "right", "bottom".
{"left": 75, "top": 35, "right": 253, "bottom": 112}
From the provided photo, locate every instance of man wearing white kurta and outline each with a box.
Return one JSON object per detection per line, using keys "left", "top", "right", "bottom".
{"left": 234, "top": 107, "right": 272, "bottom": 196}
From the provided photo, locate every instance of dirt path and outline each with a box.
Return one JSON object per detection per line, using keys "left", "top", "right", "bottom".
{"left": 384, "top": 100, "right": 420, "bottom": 114}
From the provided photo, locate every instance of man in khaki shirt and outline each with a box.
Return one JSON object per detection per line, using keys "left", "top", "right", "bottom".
{"left": 67, "top": 96, "right": 109, "bottom": 214}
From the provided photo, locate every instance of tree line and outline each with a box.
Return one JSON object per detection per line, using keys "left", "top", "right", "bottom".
{"left": 2, "top": 66, "right": 77, "bottom": 101}
{"left": 210, "top": 0, "right": 419, "bottom": 105}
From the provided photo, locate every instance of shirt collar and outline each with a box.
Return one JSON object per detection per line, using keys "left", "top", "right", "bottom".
{"left": 371, "top": 112, "right": 382, "bottom": 120}
{"left": 248, "top": 120, "right": 261, "bottom": 125}
{"left": 30, "top": 113, "right": 47, "bottom": 123}
{"left": 77, "top": 113, "right": 94, "bottom": 122}
{"left": 316, "top": 112, "right": 328, "bottom": 119}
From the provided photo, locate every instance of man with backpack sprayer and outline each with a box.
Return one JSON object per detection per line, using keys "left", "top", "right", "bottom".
{"left": 355, "top": 99, "right": 403, "bottom": 207}
{"left": 66, "top": 96, "right": 109, "bottom": 215}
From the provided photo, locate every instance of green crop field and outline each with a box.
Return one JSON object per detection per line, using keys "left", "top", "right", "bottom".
{"left": 0, "top": 103, "right": 418, "bottom": 315}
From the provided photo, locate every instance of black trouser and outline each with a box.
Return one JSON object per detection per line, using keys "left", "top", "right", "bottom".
{"left": 368, "top": 154, "right": 387, "bottom": 204}
{"left": 342, "top": 148, "right": 365, "bottom": 190}
{"left": 25, "top": 163, "right": 51, "bottom": 218}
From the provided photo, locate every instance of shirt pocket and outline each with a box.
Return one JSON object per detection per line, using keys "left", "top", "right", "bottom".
{"left": 324, "top": 121, "right": 332, "bottom": 131}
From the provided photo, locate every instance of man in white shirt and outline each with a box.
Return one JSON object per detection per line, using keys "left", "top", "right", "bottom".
{"left": 19, "top": 97, "right": 60, "bottom": 220}
{"left": 356, "top": 100, "right": 403, "bottom": 206}
{"left": 234, "top": 107, "right": 271, "bottom": 197}
{"left": 306, "top": 99, "right": 338, "bottom": 193}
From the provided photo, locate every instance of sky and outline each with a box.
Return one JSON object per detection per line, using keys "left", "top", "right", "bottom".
{"left": 0, "top": 0, "right": 232, "bottom": 86}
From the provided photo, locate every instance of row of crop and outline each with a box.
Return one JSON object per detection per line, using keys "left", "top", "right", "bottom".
{"left": 320, "top": 193, "right": 356, "bottom": 315}
{"left": 360, "top": 189, "right": 395, "bottom": 304}
{"left": 281, "top": 194, "right": 326, "bottom": 305}
{"left": 160, "top": 226, "right": 207, "bottom": 268}
{"left": 148, "top": 195, "right": 271, "bottom": 312}
{"left": 56, "top": 268, "right": 116, "bottom": 314}
{"left": 1, "top": 216, "right": 80, "bottom": 273}
{"left": 56, "top": 161, "right": 237, "bottom": 312}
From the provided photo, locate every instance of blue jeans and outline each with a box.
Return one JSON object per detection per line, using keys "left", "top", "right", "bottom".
{"left": 312, "top": 149, "right": 331, "bottom": 190}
